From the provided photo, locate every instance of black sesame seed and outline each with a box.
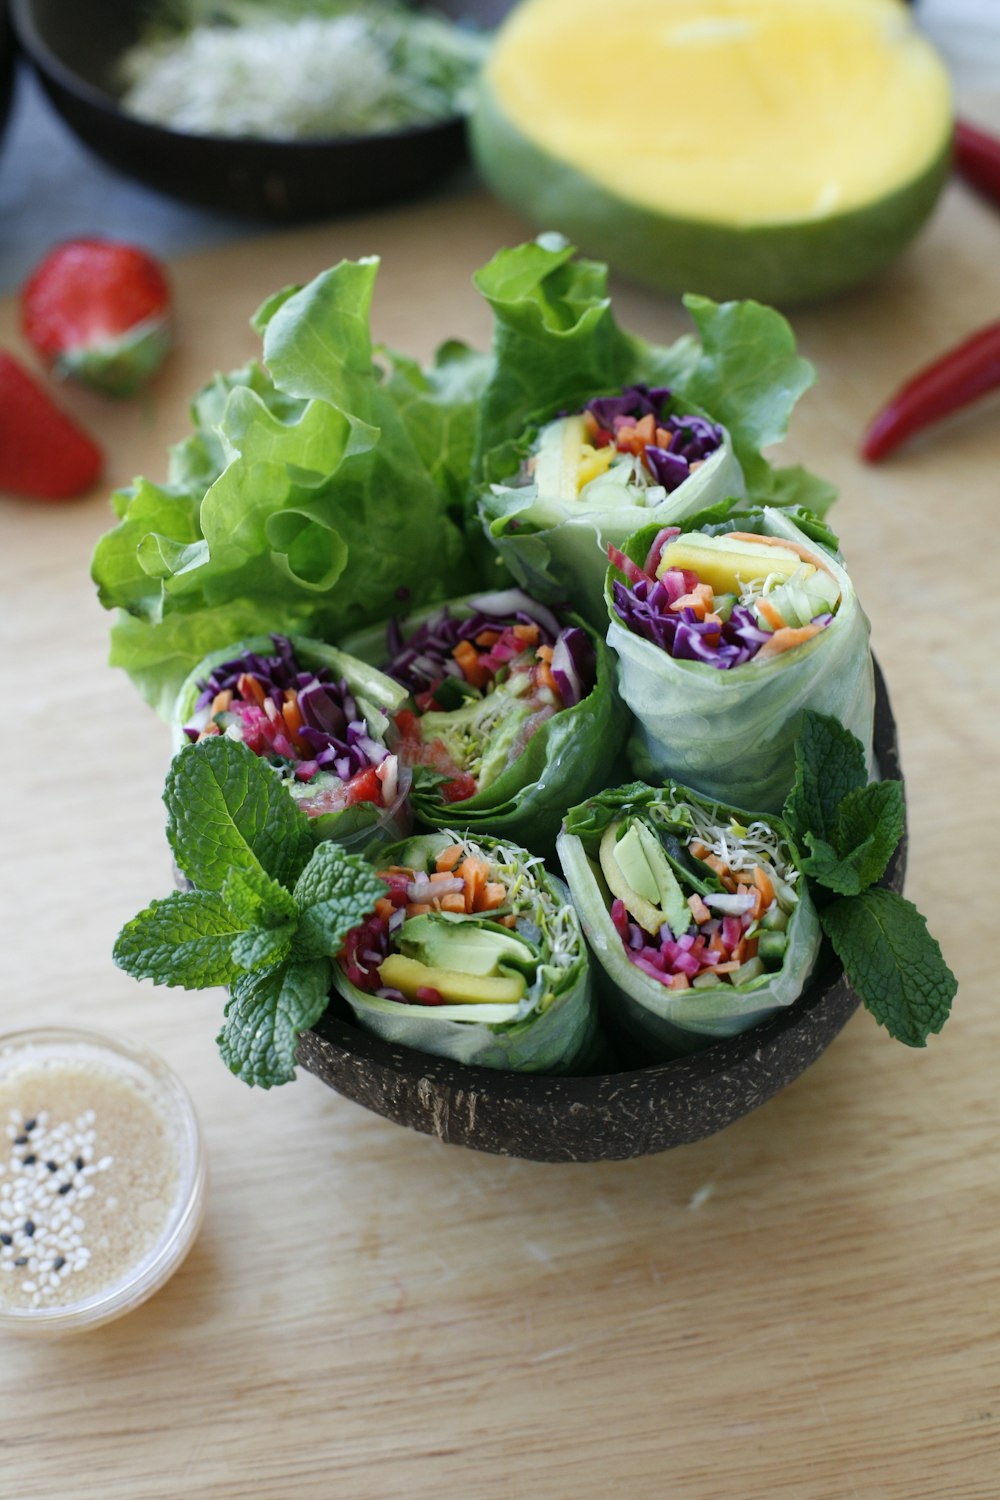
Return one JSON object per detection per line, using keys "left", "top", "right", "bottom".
{"left": 52, "top": 1257, "right": 65, "bottom": 1271}
{"left": 23, "top": 1222, "right": 34, "bottom": 1238}
{"left": 24, "top": 1119, "right": 36, "bottom": 1132}
{"left": 57, "top": 1183, "right": 72, "bottom": 1196}
{"left": 75, "top": 1157, "right": 84, "bottom": 1171}
{"left": 46, "top": 1161, "right": 57, "bottom": 1172}
{"left": 13, "top": 1135, "right": 27, "bottom": 1146}
{"left": 23, "top": 1155, "right": 36, "bottom": 1166}
{"left": 13, "top": 1257, "right": 27, "bottom": 1267}
{"left": 0, "top": 1234, "right": 11, "bottom": 1246}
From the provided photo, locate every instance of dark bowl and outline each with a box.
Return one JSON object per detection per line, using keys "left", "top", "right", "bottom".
{"left": 0, "top": 1, "right": 16, "bottom": 147}
{"left": 298, "top": 659, "right": 906, "bottom": 1162}
{"left": 10, "top": 0, "right": 505, "bottom": 219}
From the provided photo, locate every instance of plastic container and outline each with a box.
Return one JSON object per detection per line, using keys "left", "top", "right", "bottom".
{"left": 0, "top": 1027, "right": 206, "bottom": 1336}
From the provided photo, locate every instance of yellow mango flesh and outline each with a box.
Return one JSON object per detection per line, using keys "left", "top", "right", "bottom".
{"left": 487, "top": 0, "right": 951, "bottom": 227}
{"left": 658, "top": 537, "right": 811, "bottom": 596}
{"left": 378, "top": 954, "right": 527, "bottom": 1006}
{"left": 577, "top": 443, "right": 616, "bottom": 490}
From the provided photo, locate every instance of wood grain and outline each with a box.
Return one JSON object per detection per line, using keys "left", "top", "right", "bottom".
{"left": 1, "top": 176, "right": 997, "bottom": 1500}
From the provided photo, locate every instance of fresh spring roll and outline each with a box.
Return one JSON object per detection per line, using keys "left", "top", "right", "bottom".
{"left": 557, "top": 781, "right": 821, "bottom": 1059}
{"left": 331, "top": 830, "right": 599, "bottom": 1072}
{"left": 479, "top": 383, "right": 746, "bottom": 628}
{"left": 174, "top": 634, "right": 412, "bottom": 849}
{"left": 607, "top": 506, "right": 875, "bottom": 813}
{"left": 342, "top": 589, "right": 628, "bottom": 850}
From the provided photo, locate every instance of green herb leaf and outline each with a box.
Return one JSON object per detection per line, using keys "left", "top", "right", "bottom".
{"left": 222, "top": 865, "right": 298, "bottom": 928}
{"left": 783, "top": 711, "right": 868, "bottom": 848}
{"left": 292, "top": 843, "right": 386, "bottom": 960}
{"left": 165, "top": 736, "right": 312, "bottom": 894}
{"left": 833, "top": 780, "right": 906, "bottom": 886}
{"left": 216, "top": 959, "right": 331, "bottom": 1087}
{"left": 113, "top": 891, "right": 245, "bottom": 988}
{"left": 231, "top": 924, "right": 297, "bottom": 973}
{"left": 822, "top": 890, "right": 957, "bottom": 1047}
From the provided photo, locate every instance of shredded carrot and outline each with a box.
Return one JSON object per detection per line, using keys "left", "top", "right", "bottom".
{"left": 457, "top": 857, "right": 488, "bottom": 912}
{"left": 655, "top": 425, "right": 672, "bottom": 449}
{"left": 196, "top": 723, "right": 221, "bottom": 741}
{"left": 756, "top": 597, "right": 787, "bottom": 631}
{"left": 688, "top": 892, "right": 712, "bottom": 926}
{"left": 512, "top": 623, "right": 539, "bottom": 646}
{"left": 237, "top": 673, "right": 266, "bottom": 706}
{"left": 536, "top": 660, "right": 560, "bottom": 698}
{"left": 498, "top": 914, "right": 518, "bottom": 928}
{"left": 713, "top": 961, "right": 740, "bottom": 974}
{"left": 480, "top": 883, "right": 507, "bottom": 911}
{"left": 375, "top": 898, "right": 395, "bottom": 922}
{"left": 475, "top": 630, "right": 501, "bottom": 648}
{"left": 690, "top": 841, "right": 711, "bottom": 860}
{"left": 667, "top": 971, "right": 691, "bottom": 990}
{"left": 435, "top": 845, "right": 464, "bottom": 873}
{"left": 671, "top": 583, "right": 715, "bottom": 619}
{"left": 709, "top": 932, "right": 727, "bottom": 956}
{"left": 757, "top": 623, "right": 824, "bottom": 658}
{"left": 210, "top": 689, "right": 233, "bottom": 716}
{"left": 753, "top": 866, "right": 775, "bottom": 910}
{"left": 407, "top": 902, "right": 432, "bottom": 917}
{"left": 440, "top": 893, "right": 466, "bottom": 914}
{"left": 634, "top": 413, "right": 656, "bottom": 446}
{"left": 536, "top": 644, "right": 554, "bottom": 664}
{"left": 452, "top": 639, "right": 490, "bottom": 689}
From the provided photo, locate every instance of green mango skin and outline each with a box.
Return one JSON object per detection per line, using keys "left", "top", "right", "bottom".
{"left": 471, "top": 82, "right": 953, "bottom": 306}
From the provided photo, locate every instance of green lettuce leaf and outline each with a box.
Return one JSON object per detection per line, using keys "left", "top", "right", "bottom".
{"left": 92, "top": 257, "right": 481, "bottom": 719}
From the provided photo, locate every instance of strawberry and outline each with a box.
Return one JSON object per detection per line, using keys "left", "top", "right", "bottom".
{"left": 21, "top": 238, "right": 172, "bottom": 398}
{"left": 0, "top": 351, "right": 104, "bottom": 500}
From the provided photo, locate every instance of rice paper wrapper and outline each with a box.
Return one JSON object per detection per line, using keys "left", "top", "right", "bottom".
{"left": 330, "top": 831, "right": 600, "bottom": 1072}
{"left": 479, "top": 431, "right": 745, "bottom": 631}
{"left": 608, "top": 508, "right": 875, "bottom": 813}
{"left": 172, "top": 634, "right": 412, "bottom": 853}
{"left": 557, "top": 782, "right": 822, "bottom": 1059}
{"left": 344, "top": 596, "right": 629, "bottom": 852}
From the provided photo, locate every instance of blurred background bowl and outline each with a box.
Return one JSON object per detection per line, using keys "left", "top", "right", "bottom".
{"left": 10, "top": 0, "right": 507, "bottom": 220}
{"left": 299, "top": 662, "right": 905, "bottom": 1164}
{"left": 0, "top": 1, "right": 16, "bottom": 148}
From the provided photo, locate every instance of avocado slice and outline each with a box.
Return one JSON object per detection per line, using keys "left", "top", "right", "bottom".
{"left": 599, "top": 817, "right": 693, "bottom": 937}
{"left": 378, "top": 953, "right": 527, "bottom": 1006}
{"left": 398, "top": 913, "right": 536, "bottom": 977}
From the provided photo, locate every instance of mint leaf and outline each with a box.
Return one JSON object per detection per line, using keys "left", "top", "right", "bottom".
{"left": 216, "top": 959, "right": 331, "bottom": 1086}
{"left": 783, "top": 711, "right": 868, "bottom": 847}
{"left": 822, "top": 890, "right": 957, "bottom": 1047}
{"left": 113, "top": 891, "right": 245, "bottom": 988}
{"left": 222, "top": 865, "right": 298, "bottom": 928}
{"left": 293, "top": 843, "right": 385, "bottom": 960}
{"left": 833, "top": 781, "right": 906, "bottom": 887}
{"left": 799, "top": 834, "right": 864, "bottom": 895}
{"left": 165, "top": 737, "right": 312, "bottom": 894}
{"left": 231, "top": 924, "right": 296, "bottom": 973}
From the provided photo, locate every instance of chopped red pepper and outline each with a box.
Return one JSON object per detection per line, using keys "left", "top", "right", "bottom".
{"left": 861, "top": 320, "right": 1000, "bottom": 462}
{"left": 954, "top": 119, "right": 1000, "bottom": 210}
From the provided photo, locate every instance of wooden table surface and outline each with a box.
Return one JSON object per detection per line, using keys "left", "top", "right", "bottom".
{"left": 1, "top": 171, "right": 997, "bottom": 1500}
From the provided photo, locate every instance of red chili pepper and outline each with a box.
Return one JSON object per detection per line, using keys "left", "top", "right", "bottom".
{"left": 954, "top": 120, "right": 1000, "bottom": 210}
{"left": 861, "top": 320, "right": 1000, "bottom": 463}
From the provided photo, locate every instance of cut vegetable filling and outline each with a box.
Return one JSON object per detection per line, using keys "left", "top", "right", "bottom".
{"left": 338, "top": 834, "right": 580, "bottom": 1015}
{"left": 184, "top": 634, "right": 400, "bottom": 816}
{"left": 600, "top": 799, "right": 800, "bottom": 992}
{"left": 499, "top": 383, "right": 724, "bottom": 515}
{"left": 383, "top": 589, "right": 595, "bottom": 802}
{"left": 610, "top": 527, "right": 841, "bottom": 669}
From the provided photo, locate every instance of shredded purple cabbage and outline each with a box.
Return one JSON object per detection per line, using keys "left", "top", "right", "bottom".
{"left": 383, "top": 590, "right": 595, "bottom": 708}
{"left": 187, "top": 635, "right": 386, "bottom": 779}
{"left": 612, "top": 578, "right": 769, "bottom": 670}
{"left": 584, "top": 384, "right": 672, "bottom": 431}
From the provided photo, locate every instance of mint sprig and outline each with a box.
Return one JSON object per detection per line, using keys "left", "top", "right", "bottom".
{"left": 783, "top": 712, "right": 956, "bottom": 1046}
{"left": 114, "top": 738, "right": 386, "bottom": 1086}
